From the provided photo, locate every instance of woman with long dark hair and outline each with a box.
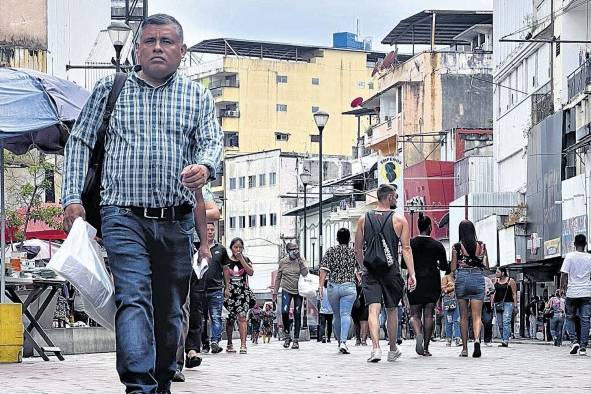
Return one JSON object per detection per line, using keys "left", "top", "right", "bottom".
{"left": 407, "top": 213, "right": 448, "bottom": 356}
{"left": 223, "top": 238, "right": 255, "bottom": 354}
{"left": 494, "top": 266, "right": 517, "bottom": 347}
{"left": 451, "top": 220, "right": 489, "bottom": 358}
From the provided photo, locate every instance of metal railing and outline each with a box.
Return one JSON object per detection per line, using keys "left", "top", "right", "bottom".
{"left": 531, "top": 82, "right": 554, "bottom": 126}
{"left": 209, "top": 80, "right": 240, "bottom": 89}
{"left": 567, "top": 59, "right": 591, "bottom": 102}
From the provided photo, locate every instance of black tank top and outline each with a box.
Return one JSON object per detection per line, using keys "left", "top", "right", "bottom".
{"left": 364, "top": 210, "right": 400, "bottom": 272}
{"left": 494, "top": 280, "right": 514, "bottom": 303}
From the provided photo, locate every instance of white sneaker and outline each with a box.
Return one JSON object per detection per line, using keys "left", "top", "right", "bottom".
{"left": 387, "top": 348, "right": 402, "bottom": 362}
{"left": 339, "top": 342, "right": 350, "bottom": 354}
{"left": 579, "top": 348, "right": 587, "bottom": 356}
{"left": 367, "top": 348, "right": 382, "bottom": 363}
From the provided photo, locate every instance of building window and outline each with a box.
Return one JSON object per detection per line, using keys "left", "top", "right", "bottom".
{"left": 368, "top": 82, "right": 374, "bottom": 90}
{"left": 277, "top": 75, "right": 288, "bottom": 83}
{"left": 259, "top": 214, "right": 267, "bottom": 226}
{"left": 248, "top": 175, "right": 256, "bottom": 188}
{"left": 239, "top": 176, "right": 245, "bottom": 189}
{"left": 249, "top": 215, "right": 257, "bottom": 227}
{"left": 312, "top": 106, "right": 319, "bottom": 113}
{"left": 269, "top": 172, "right": 277, "bottom": 185}
{"left": 239, "top": 216, "right": 246, "bottom": 228}
{"left": 259, "top": 174, "right": 266, "bottom": 186}
{"left": 229, "top": 178, "right": 236, "bottom": 190}
{"left": 229, "top": 217, "right": 236, "bottom": 229}
{"left": 275, "top": 132, "right": 290, "bottom": 141}
{"left": 224, "top": 131, "right": 239, "bottom": 148}
{"left": 276, "top": 104, "right": 288, "bottom": 112}
{"left": 312, "top": 77, "right": 320, "bottom": 85}
{"left": 357, "top": 81, "right": 366, "bottom": 89}
{"left": 270, "top": 213, "right": 277, "bottom": 226}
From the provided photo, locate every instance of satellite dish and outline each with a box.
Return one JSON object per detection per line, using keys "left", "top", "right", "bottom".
{"left": 351, "top": 97, "right": 364, "bottom": 108}
{"left": 381, "top": 50, "right": 398, "bottom": 70}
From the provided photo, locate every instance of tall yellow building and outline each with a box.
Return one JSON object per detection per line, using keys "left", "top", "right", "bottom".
{"left": 187, "top": 38, "right": 383, "bottom": 157}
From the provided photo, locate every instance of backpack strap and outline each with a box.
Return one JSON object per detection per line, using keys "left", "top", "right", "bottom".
{"left": 90, "top": 72, "right": 127, "bottom": 166}
{"left": 379, "top": 211, "right": 394, "bottom": 232}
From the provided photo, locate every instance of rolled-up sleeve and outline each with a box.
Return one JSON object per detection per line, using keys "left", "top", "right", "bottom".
{"left": 195, "top": 87, "right": 223, "bottom": 180}
{"left": 61, "top": 77, "right": 111, "bottom": 207}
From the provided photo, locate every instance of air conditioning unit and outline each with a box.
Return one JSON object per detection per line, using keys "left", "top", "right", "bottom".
{"left": 225, "top": 110, "right": 239, "bottom": 117}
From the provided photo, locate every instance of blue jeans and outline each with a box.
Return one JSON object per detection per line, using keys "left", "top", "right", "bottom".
{"left": 496, "top": 302, "right": 514, "bottom": 343}
{"left": 281, "top": 292, "right": 303, "bottom": 339}
{"left": 327, "top": 282, "right": 357, "bottom": 344}
{"left": 444, "top": 307, "right": 460, "bottom": 339}
{"left": 565, "top": 297, "right": 591, "bottom": 349}
{"left": 550, "top": 315, "right": 564, "bottom": 344}
{"left": 101, "top": 206, "right": 194, "bottom": 394}
{"left": 204, "top": 289, "right": 224, "bottom": 343}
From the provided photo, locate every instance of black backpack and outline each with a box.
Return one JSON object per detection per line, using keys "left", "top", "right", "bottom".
{"left": 363, "top": 211, "right": 395, "bottom": 272}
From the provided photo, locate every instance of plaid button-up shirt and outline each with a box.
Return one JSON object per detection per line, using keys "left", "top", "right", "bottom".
{"left": 62, "top": 71, "right": 223, "bottom": 208}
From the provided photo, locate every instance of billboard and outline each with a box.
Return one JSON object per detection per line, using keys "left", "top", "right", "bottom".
{"left": 378, "top": 155, "right": 404, "bottom": 214}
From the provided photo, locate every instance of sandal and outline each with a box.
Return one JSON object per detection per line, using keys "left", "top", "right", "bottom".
{"left": 226, "top": 344, "right": 236, "bottom": 353}
{"left": 239, "top": 346, "right": 247, "bottom": 354}
{"left": 459, "top": 349, "right": 468, "bottom": 357}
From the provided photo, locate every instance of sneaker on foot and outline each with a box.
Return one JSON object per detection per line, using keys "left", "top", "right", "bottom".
{"left": 498, "top": 342, "right": 508, "bottom": 348}
{"left": 579, "top": 348, "right": 587, "bottom": 356}
{"left": 339, "top": 343, "right": 350, "bottom": 354}
{"left": 570, "top": 343, "right": 580, "bottom": 355}
{"left": 283, "top": 337, "right": 292, "bottom": 349}
{"left": 485, "top": 342, "right": 492, "bottom": 347}
{"left": 446, "top": 340, "right": 452, "bottom": 347}
{"left": 210, "top": 342, "right": 222, "bottom": 354}
{"left": 455, "top": 338, "right": 462, "bottom": 347}
{"left": 172, "top": 370, "right": 185, "bottom": 382}
{"left": 367, "top": 348, "right": 382, "bottom": 363}
{"left": 396, "top": 338, "right": 403, "bottom": 345}
{"left": 387, "top": 348, "right": 402, "bottom": 362}
{"left": 291, "top": 340, "right": 299, "bottom": 349}
{"left": 415, "top": 333, "right": 424, "bottom": 355}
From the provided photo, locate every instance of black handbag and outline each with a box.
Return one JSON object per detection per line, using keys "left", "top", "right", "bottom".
{"left": 81, "top": 72, "right": 127, "bottom": 237}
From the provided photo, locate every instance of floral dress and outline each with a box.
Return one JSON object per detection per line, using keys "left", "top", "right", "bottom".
{"left": 248, "top": 307, "right": 263, "bottom": 333}
{"left": 224, "top": 257, "right": 255, "bottom": 320}
{"left": 262, "top": 309, "right": 276, "bottom": 336}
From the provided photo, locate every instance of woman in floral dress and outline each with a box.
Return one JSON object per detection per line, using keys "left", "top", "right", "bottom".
{"left": 224, "top": 238, "right": 255, "bottom": 354}
{"left": 261, "top": 302, "right": 276, "bottom": 343}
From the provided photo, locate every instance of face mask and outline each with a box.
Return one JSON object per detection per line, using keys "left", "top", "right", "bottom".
{"left": 288, "top": 250, "right": 299, "bottom": 259}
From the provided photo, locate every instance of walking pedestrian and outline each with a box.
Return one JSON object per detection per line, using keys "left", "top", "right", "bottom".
{"left": 482, "top": 275, "right": 495, "bottom": 346}
{"left": 248, "top": 304, "right": 263, "bottom": 344}
{"left": 441, "top": 272, "right": 460, "bottom": 347}
{"left": 351, "top": 280, "right": 369, "bottom": 346}
{"left": 546, "top": 289, "right": 566, "bottom": 346}
{"left": 261, "top": 302, "right": 276, "bottom": 344}
{"left": 493, "top": 267, "right": 517, "bottom": 347}
{"left": 560, "top": 234, "right": 591, "bottom": 356}
{"left": 526, "top": 296, "right": 541, "bottom": 339}
{"left": 61, "top": 13, "right": 223, "bottom": 393}
{"left": 407, "top": 213, "right": 447, "bottom": 356}
{"left": 224, "top": 238, "right": 255, "bottom": 354}
{"left": 319, "top": 228, "right": 358, "bottom": 354}
{"left": 317, "top": 280, "right": 334, "bottom": 343}
{"left": 354, "top": 184, "right": 417, "bottom": 363}
{"left": 451, "top": 220, "right": 489, "bottom": 358}
{"left": 273, "top": 242, "right": 309, "bottom": 349}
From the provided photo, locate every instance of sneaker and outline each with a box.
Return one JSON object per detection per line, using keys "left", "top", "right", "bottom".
{"left": 415, "top": 333, "right": 424, "bottom": 355}
{"left": 339, "top": 343, "right": 350, "bottom": 354}
{"left": 446, "top": 340, "right": 452, "bottom": 347}
{"left": 455, "top": 338, "right": 462, "bottom": 347}
{"left": 387, "top": 348, "right": 402, "bottom": 362}
{"left": 485, "top": 342, "right": 493, "bottom": 347}
{"left": 367, "top": 348, "right": 382, "bottom": 363}
{"left": 202, "top": 346, "right": 210, "bottom": 354}
{"left": 291, "top": 340, "right": 299, "bottom": 350}
{"left": 579, "top": 348, "right": 587, "bottom": 356}
{"left": 355, "top": 339, "right": 362, "bottom": 346}
{"left": 172, "top": 370, "right": 185, "bottom": 382}
{"left": 283, "top": 337, "right": 292, "bottom": 349}
{"left": 322, "top": 338, "right": 327, "bottom": 344}
{"left": 210, "top": 342, "right": 222, "bottom": 354}
{"left": 498, "top": 342, "right": 508, "bottom": 348}
{"left": 361, "top": 340, "right": 368, "bottom": 346}
{"left": 570, "top": 343, "right": 580, "bottom": 355}
{"left": 396, "top": 338, "right": 403, "bottom": 345}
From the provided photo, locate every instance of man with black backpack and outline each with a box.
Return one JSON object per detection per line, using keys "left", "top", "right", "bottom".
{"left": 354, "top": 184, "right": 417, "bottom": 363}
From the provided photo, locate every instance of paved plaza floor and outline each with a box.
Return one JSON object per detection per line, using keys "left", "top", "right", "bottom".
{"left": 1, "top": 339, "right": 590, "bottom": 393}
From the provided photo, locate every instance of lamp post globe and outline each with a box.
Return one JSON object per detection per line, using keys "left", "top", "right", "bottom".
{"left": 107, "top": 21, "right": 131, "bottom": 72}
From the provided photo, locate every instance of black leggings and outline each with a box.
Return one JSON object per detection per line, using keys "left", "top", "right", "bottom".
{"left": 410, "top": 303, "right": 435, "bottom": 351}
{"left": 282, "top": 292, "right": 303, "bottom": 339}
{"left": 318, "top": 313, "right": 333, "bottom": 341}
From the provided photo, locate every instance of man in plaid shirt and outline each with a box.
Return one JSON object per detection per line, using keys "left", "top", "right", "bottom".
{"left": 62, "top": 14, "right": 222, "bottom": 394}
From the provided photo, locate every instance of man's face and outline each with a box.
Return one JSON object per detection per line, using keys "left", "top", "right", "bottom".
{"left": 206, "top": 224, "right": 215, "bottom": 242}
{"left": 136, "top": 24, "right": 186, "bottom": 81}
{"left": 388, "top": 192, "right": 398, "bottom": 210}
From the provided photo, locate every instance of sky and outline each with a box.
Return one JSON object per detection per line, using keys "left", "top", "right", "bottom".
{"left": 150, "top": 0, "right": 493, "bottom": 53}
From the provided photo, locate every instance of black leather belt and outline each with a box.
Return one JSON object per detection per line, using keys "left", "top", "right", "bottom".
{"left": 129, "top": 205, "right": 192, "bottom": 220}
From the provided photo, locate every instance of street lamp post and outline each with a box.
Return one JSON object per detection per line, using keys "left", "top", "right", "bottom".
{"left": 313, "top": 111, "right": 329, "bottom": 266}
{"left": 107, "top": 21, "right": 132, "bottom": 72}
{"left": 300, "top": 170, "right": 312, "bottom": 261}
{"left": 310, "top": 236, "right": 317, "bottom": 270}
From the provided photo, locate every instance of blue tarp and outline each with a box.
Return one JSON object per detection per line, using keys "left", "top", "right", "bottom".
{"left": 0, "top": 68, "right": 90, "bottom": 154}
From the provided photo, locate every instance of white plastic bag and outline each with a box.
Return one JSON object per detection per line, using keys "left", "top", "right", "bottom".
{"left": 192, "top": 252, "right": 209, "bottom": 280}
{"left": 47, "top": 218, "right": 116, "bottom": 331}
{"left": 298, "top": 273, "right": 319, "bottom": 299}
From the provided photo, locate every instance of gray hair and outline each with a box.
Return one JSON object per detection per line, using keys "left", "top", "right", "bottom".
{"left": 138, "top": 13, "right": 184, "bottom": 43}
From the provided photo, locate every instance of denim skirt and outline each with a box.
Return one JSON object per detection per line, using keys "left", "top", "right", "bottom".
{"left": 455, "top": 268, "right": 485, "bottom": 301}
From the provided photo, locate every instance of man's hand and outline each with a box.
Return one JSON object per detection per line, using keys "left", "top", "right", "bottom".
{"left": 63, "top": 203, "right": 86, "bottom": 233}
{"left": 407, "top": 274, "right": 417, "bottom": 292}
{"left": 198, "top": 245, "right": 212, "bottom": 261}
{"left": 181, "top": 164, "right": 210, "bottom": 191}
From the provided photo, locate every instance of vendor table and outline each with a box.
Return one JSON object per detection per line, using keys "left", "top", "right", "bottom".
{"left": 4, "top": 277, "right": 66, "bottom": 361}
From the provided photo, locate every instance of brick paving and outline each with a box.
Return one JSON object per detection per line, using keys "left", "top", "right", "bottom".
{"left": 1, "top": 339, "right": 590, "bottom": 393}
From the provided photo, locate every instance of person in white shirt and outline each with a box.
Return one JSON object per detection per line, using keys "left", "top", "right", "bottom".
{"left": 560, "top": 234, "right": 591, "bottom": 356}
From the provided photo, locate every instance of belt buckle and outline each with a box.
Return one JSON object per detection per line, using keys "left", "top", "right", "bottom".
{"left": 144, "top": 208, "right": 166, "bottom": 219}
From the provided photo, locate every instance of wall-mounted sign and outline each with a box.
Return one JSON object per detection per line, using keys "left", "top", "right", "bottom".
{"left": 544, "top": 238, "right": 561, "bottom": 259}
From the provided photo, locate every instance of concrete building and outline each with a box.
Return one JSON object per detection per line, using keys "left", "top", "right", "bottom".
{"left": 186, "top": 38, "right": 384, "bottom": 157}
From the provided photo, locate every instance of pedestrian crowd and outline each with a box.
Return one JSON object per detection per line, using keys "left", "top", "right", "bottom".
{"left": 59, "top": 13, "right": 591, "bottom": 394}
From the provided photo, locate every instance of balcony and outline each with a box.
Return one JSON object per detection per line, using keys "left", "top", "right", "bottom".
{"left": 219, "top": 116, "right": 239, "bottom": 131}
{"left": 365, "top": 114, "right": 401, "bottom": 152}
{"left": 567, "top": 60, "right": 591, "bottom": 103}
{"left": 531, "top": 82, "right": 554, "bottom": 126}
{"left": 211, "top": 85, "right": 240, "bottom": 103}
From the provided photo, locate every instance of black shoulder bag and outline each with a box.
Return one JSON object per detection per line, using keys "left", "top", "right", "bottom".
{"left": 81, "top": 72, "right": 127, "bottom": 237}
